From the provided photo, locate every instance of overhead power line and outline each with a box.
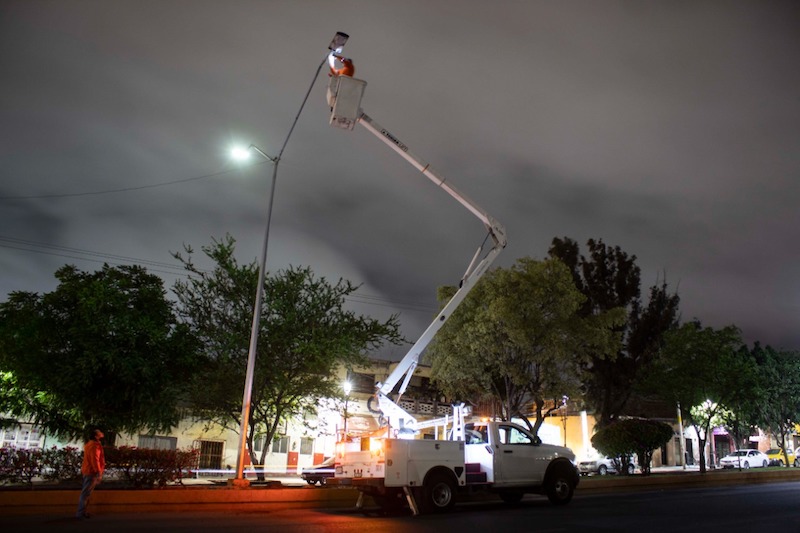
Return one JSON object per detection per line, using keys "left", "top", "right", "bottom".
{"left": 0, "top": 236, "right": 437, "bottom": 314}
{"left": 0, "top": 161, "right": 270, "bottom": 201}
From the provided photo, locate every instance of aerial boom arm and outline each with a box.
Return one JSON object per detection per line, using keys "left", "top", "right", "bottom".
{"left": 324, "top": 38, "right": 506, "bottom": 436}
{"left": 358, "top": 113, "right": 507, "bottom": 251}
{"left": 356, "top": 111, "right": 507, "bottom": 435}
{"left": 356, "top": 112, "right": 506, "bottom": 377}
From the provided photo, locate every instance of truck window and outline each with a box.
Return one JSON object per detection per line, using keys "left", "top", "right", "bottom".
{"left": 499, "top": 425, "right": 533, "bottom": 445}
{"left": 464, "top": 425, "right": 488, "bottom": 444}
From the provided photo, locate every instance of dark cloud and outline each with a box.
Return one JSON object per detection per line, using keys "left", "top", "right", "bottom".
{"left": 2, "top": 1, "right": 799, "bottom": 352}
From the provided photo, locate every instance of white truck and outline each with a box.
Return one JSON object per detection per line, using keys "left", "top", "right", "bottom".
{"left": 334, "top": 419, "right": 579, "bottom": 514}
{"left": 323, "top": 33, "right": 579, "bottom": 514}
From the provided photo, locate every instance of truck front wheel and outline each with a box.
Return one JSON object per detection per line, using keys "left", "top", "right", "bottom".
{"left": 422, "top": 472, "right": 457, "bottom": 513}
{"left": 545, "top": 467, "right": 576, "bottom": 505}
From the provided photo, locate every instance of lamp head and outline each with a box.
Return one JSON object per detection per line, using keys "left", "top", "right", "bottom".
{"left": 329, "top": 32, "right": 349, "bottom": 51}
{"left": 230, "top": 146, "right": 252, "bottom": 162}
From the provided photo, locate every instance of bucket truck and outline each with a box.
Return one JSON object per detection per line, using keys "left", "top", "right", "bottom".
{"left": 322, "top": 32, "right": 578, "bottom": 515}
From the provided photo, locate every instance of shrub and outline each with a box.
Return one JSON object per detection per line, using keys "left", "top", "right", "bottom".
{"left": 105, "top": 446, "right": 199, "bottom": 488}
{"left": 0, "top": 447, "right": 16, "bottom": 484}
{"left": 0, "top": 448, "right": 43, "bottom": 486}
{"left": 41, "top": 446, "right": 82, "bottom": 482}
{"left": 592, "top": 418, "right": 674, "bottom": 475}
{"left": 0, "top": 445, "right": 198, "bottom": 488}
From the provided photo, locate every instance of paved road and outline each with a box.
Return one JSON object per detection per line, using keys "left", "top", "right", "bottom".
{"left": 5, "top": 480, "right": 800, "bottom": 532}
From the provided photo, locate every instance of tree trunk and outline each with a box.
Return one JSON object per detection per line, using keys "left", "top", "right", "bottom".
{"left": 697, "top": 437, "right": 707, "bottom": 473}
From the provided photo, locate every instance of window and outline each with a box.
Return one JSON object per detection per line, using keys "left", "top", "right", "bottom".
{"left": 351, "top": 372, "right": 375, "bottom": 393}
{"left": 272, "top": 436, "right": 290, "bottom": 454}
{"left": 137, "top": 435, "right": 177, "bottom": 450}
{"left": 253, "top": 435, "right": 268, "bottom": 454}
{"left": 197, "top": 440, "right": 224, "bottom": 470}
{"left": 498, "top": 425, "right": 533, "bottom": 445}
{"left": 0, "top": 424, "right": 43, "bottom": 449}
{"left": 300, "top": 437, "right": 314, "bottom": 455}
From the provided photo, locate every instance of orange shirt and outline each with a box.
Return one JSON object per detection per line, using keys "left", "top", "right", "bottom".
{"left": 81, "top": 439, "right": 106, "bottom": 476}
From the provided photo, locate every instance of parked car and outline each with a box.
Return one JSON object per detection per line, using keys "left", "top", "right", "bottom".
{"left": 719, "top": 449, "right": 769, "bottom": 469}
{"left": 300, "top": 456, "right": 335, "bottom": 486}
{"left": 765, "top": 448, "right": 796, "bottom": 467}
{"left": 578, "top": 455, "right": 636, "bottom": 476}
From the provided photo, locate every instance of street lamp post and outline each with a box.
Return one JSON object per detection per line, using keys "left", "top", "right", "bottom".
{"left": 343, "top": 380, "right": 352, "bottom": 435}
{"left": 561, "top": 395, "right": 569, "bottom": 448}
{"left": 228, "top": 32, "right": 351, "bottom": 486}
{"left": 231, "top": 144, "right": 278, "bottom": 485}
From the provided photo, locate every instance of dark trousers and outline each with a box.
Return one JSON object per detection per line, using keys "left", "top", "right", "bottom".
{"left": 76, "top": 474, "right": 100, "bottom": 517}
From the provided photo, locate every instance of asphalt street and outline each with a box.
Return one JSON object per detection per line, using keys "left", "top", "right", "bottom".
{"left": 4, "top": 480, "right": 799, "bottom": 532}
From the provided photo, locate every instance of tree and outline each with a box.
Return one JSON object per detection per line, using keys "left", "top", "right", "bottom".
{"left": 754, "top": 346, "right": 800, "bottom": 466}
{"left": 171, "top": 236, "right": 402, "bottom": 473}
{"left": 591, "top": 418, "right": 674, "bottom": 475}
{"left": 0, "top": 265, "right": 199, "bottom": 440}
{"left": 714, "top": 345, "right": 762, "bottom": 460}
{"left": 428, "top": 257, "right": 623, "bottom": 437}
{"left": 548, "top": 237, "right": 680, "bottom": 428}
{"left": 641, "top": 321, "right": 750, "bottom": 473}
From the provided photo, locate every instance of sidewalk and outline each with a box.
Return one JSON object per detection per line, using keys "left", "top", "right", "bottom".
{"left": 648, "top": 464, "right": 701, "bottom": 474}
{"left": 181, "top": 472, "right": 308, "bottom": 487}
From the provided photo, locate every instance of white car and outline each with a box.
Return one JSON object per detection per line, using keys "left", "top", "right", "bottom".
{"left": 718, "top": 449, "right": 769, "bottom": 469}
{"left": 578, "top": 456, "right": 636, "bottom": 476}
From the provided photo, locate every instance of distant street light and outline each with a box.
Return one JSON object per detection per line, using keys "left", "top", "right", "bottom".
{"left": 343, "top": 380, "right": 352, "bottom": 435}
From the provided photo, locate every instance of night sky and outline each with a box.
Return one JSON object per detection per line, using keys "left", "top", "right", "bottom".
{"left": 2, "top": 1, "right": 799, "bottom": 356}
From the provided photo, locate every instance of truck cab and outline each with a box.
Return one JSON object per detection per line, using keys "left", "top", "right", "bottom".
{"left": 465, "top": 421, "right": 574, "bottom": 486}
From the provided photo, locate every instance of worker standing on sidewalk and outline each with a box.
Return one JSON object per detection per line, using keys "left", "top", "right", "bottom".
{"left": 76, "top": 428, "right": 106, "bottom": 519}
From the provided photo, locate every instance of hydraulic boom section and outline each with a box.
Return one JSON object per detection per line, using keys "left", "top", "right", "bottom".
{"left": 325, "top": 33, "right": 507, "bottom": 437}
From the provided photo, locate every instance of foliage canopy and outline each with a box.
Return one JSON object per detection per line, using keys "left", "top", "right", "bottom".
{"left": 549, "top": 237, "right": 680, "bottom": 428}
{"left": 0, "top": 264, "right": 199, "bottom": 440}
{"left": 428, "top": 257, "right": 623, "bottom": 436}
{"left": 591, "top": 418, "right": 674, "bottom": 475}
{"left": 641, "top": 321, "right": 750, "bottom": 472}
{"left": 172, "top": 236, "right": 402, "bottom": 469}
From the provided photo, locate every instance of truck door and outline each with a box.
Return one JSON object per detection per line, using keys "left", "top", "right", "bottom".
{"left": 494, "top": 423, "right": 547, "bottom": 485}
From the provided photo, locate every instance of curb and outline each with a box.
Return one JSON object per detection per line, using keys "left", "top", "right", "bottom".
{"left": 0, "top": 486, "right": 361, "bottom": 516}
{"left": 577, "top": 467, "right": 800, "bottom": 494}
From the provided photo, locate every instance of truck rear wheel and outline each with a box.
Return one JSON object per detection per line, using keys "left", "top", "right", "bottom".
{"left": 422, "top": 472, "right": 456, "bottom": 513}
{"left": 545, "top": 466, "right": 576, "bottom": 505}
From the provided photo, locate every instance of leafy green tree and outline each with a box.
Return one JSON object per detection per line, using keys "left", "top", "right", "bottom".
{"left": 549, "top": 237, "right": 680, "bottom": 428}
{"left": 754, "top": 346, "right": 800, "bottom": 466}
{"left": 428, "top": 257, "right": 623, "bottom": 437}
{"left": 0, "top": 265, "right": 199, "bottom": 440}
{"left": 714, "top": 345, "right": 761, "bottom": 460}
{"left": 591, "top": 418, "right": 674, "bottom": 475}
{"left": 642, "top": 321, "right": 750, "bottom": 473}
{"left": 172, "top": 236, "right": 402, "bottom": 473}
